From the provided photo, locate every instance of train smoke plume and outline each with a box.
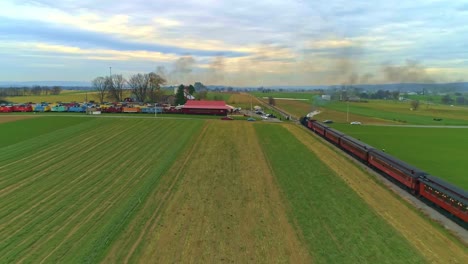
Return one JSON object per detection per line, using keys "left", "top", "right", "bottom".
{"left": 382, "top": 60, "right": 434, "bottom": 83}
{"left": 170, "top": 56, "right": 195, "bottom": 84}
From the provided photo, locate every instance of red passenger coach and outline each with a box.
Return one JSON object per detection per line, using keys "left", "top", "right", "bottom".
{"left": 300, "top": 117, "right": 468, "bottom": 226}
{"left": 368, "top": 149, "right": 422, "bottom": 190}
{"left": 324, "top": 128, "right": 344, "bottom": 145}
{"left": 310, "top": 120, "right": 326, "bottom": 136}
{"left": 419, "top": 176, "right": 468, "bottom": 223}
{"left": 339, "top": 136, "right": 372, "bottom": 162}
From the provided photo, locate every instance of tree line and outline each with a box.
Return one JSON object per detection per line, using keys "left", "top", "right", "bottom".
{"left": 92, "top": 72, "right": 166, "bottom": 104}
{"left": 0, "top": 86, "right": 62, "bottom": 97}
{"left": 92, "top": 73, "right": 211, "bottom": 105}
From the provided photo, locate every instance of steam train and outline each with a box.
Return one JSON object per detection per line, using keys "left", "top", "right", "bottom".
{"left": 300, "top": 117, "right": 468, "bottom": 226}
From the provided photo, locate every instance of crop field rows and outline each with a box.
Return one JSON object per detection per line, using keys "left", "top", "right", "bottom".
{"left": 0, "top": 117, "right": 466, "bottom": 263}
{"left": 0, "top": 118, "right": 203, "bottom": 262}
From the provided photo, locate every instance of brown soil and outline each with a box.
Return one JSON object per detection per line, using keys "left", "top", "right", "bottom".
{"left": 284, "top": 124, "right": 468, "bottom": 263}
{"left": 104, "top": 121, "right": 312, "bottom": 263}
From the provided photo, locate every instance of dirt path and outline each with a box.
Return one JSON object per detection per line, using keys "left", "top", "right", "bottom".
{"left": 284, "top": 124, "right": 468, "bottom": 263}
{"left": 130, "top": 121, "right": 311, "bottom": 263}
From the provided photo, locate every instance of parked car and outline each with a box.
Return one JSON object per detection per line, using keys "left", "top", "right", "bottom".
{"left": 323, "top": 120, "right": 333, "bottom": 124}
{"left": 247, "top": 117, "right": 256, "bottom": 121}
{"left": 350, "top": 121, "right": 362, "bottom": 125}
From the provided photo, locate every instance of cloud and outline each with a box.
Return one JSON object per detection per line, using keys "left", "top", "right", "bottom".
{"left": 1, "top": 0, "right": 468, "bottom": 85}
{"left": 0, "top": 18, "right": 249, "bottom": 57}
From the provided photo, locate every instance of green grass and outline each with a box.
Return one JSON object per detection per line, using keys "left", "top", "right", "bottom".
{"left": 254, "top": 124, "right": 425, "bottom": 264}
{"left": 0, "top": 117, "right": 93, "bottom": 148}
{"left": 0, "top": 118, "right": 204, "bottom": 263}
{"left": 330, "top": 124, "right": 468, "bottom": 189}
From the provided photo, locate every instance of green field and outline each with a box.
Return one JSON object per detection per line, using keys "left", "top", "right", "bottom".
{"left": 0, "top": 117, "right": 204, "bottom": 262}
{"left": 324, "top": 100, "right": 468, "bottom": 125}
{"left": 0, "top": 116, "right": 465, "bottom": 262}
{"left": 5, "top": 90, "right": 99, "bottom": 104}
{"left": 0, "top": 117, "right": 92, "bottom": 148}
{"left": 330, "top": 124, "right": 468, "bottom": 189}
{"left": 249, "top": 90, "right": 468, "bottom": 125}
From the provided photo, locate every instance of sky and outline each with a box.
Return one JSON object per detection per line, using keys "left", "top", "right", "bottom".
{"left": 1, "top": 0, "right": 467, "bottom": 86}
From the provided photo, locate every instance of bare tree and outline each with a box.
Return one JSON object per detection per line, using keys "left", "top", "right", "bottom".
{"left": 108, "top": 74, "right": 126, "bottom": 102}
{"left": 147, "top": 72, "right": 166, "bottom": 103}
{"left": 92, "top": 77, "right": 107, "bottom": 104}
{"left": 410, "top": 100, "right": 420, "bottom": 110}
{"left": 51, "top": 86, "right": 62, "bottom": 95}
{"left": 31, "top": 86, "right": 42, "bottom": 96}
{"left": 127, "top": 73, "right": 148, "bottom": 102}
{"left": 268, "top": 96, "right": 276, "bottom": 106}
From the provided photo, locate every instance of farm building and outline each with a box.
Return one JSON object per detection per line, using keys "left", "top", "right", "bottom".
{"left": 181, "top": 100, "right": 231, "bottom": 115}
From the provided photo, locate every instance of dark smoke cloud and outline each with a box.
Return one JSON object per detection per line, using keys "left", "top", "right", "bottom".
{"left": 359, "top": 73, "right": 374, "bottom": 84}
{"left": 335, "top": 57, "right": 360, "bottom": 85}
{"left": 155, "top": 65, "right": 168, "bottom": 80}
{"left": 170, "top": 56, "right": 195, "bottom": 84}
{"left": 382, "top": 60, "right": 434, "bottom": 83}
{"left": 206, "top": 56, "right": 225, "bottom": 85}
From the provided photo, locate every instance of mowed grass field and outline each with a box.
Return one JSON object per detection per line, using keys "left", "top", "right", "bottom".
{"left": 331, "top": 124, "right": 468, "bottom": 189}
{"left": 0, "top": 117, "right": 466, "bottom": 263}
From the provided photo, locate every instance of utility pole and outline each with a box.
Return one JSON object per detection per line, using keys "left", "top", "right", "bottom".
{"left": 347, "top": 101, "right": 349, "bottom": 122}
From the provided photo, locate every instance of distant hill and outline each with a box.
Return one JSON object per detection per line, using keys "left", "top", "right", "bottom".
{"left": 0, "top": 81, "right": 91, "bottom": 88}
